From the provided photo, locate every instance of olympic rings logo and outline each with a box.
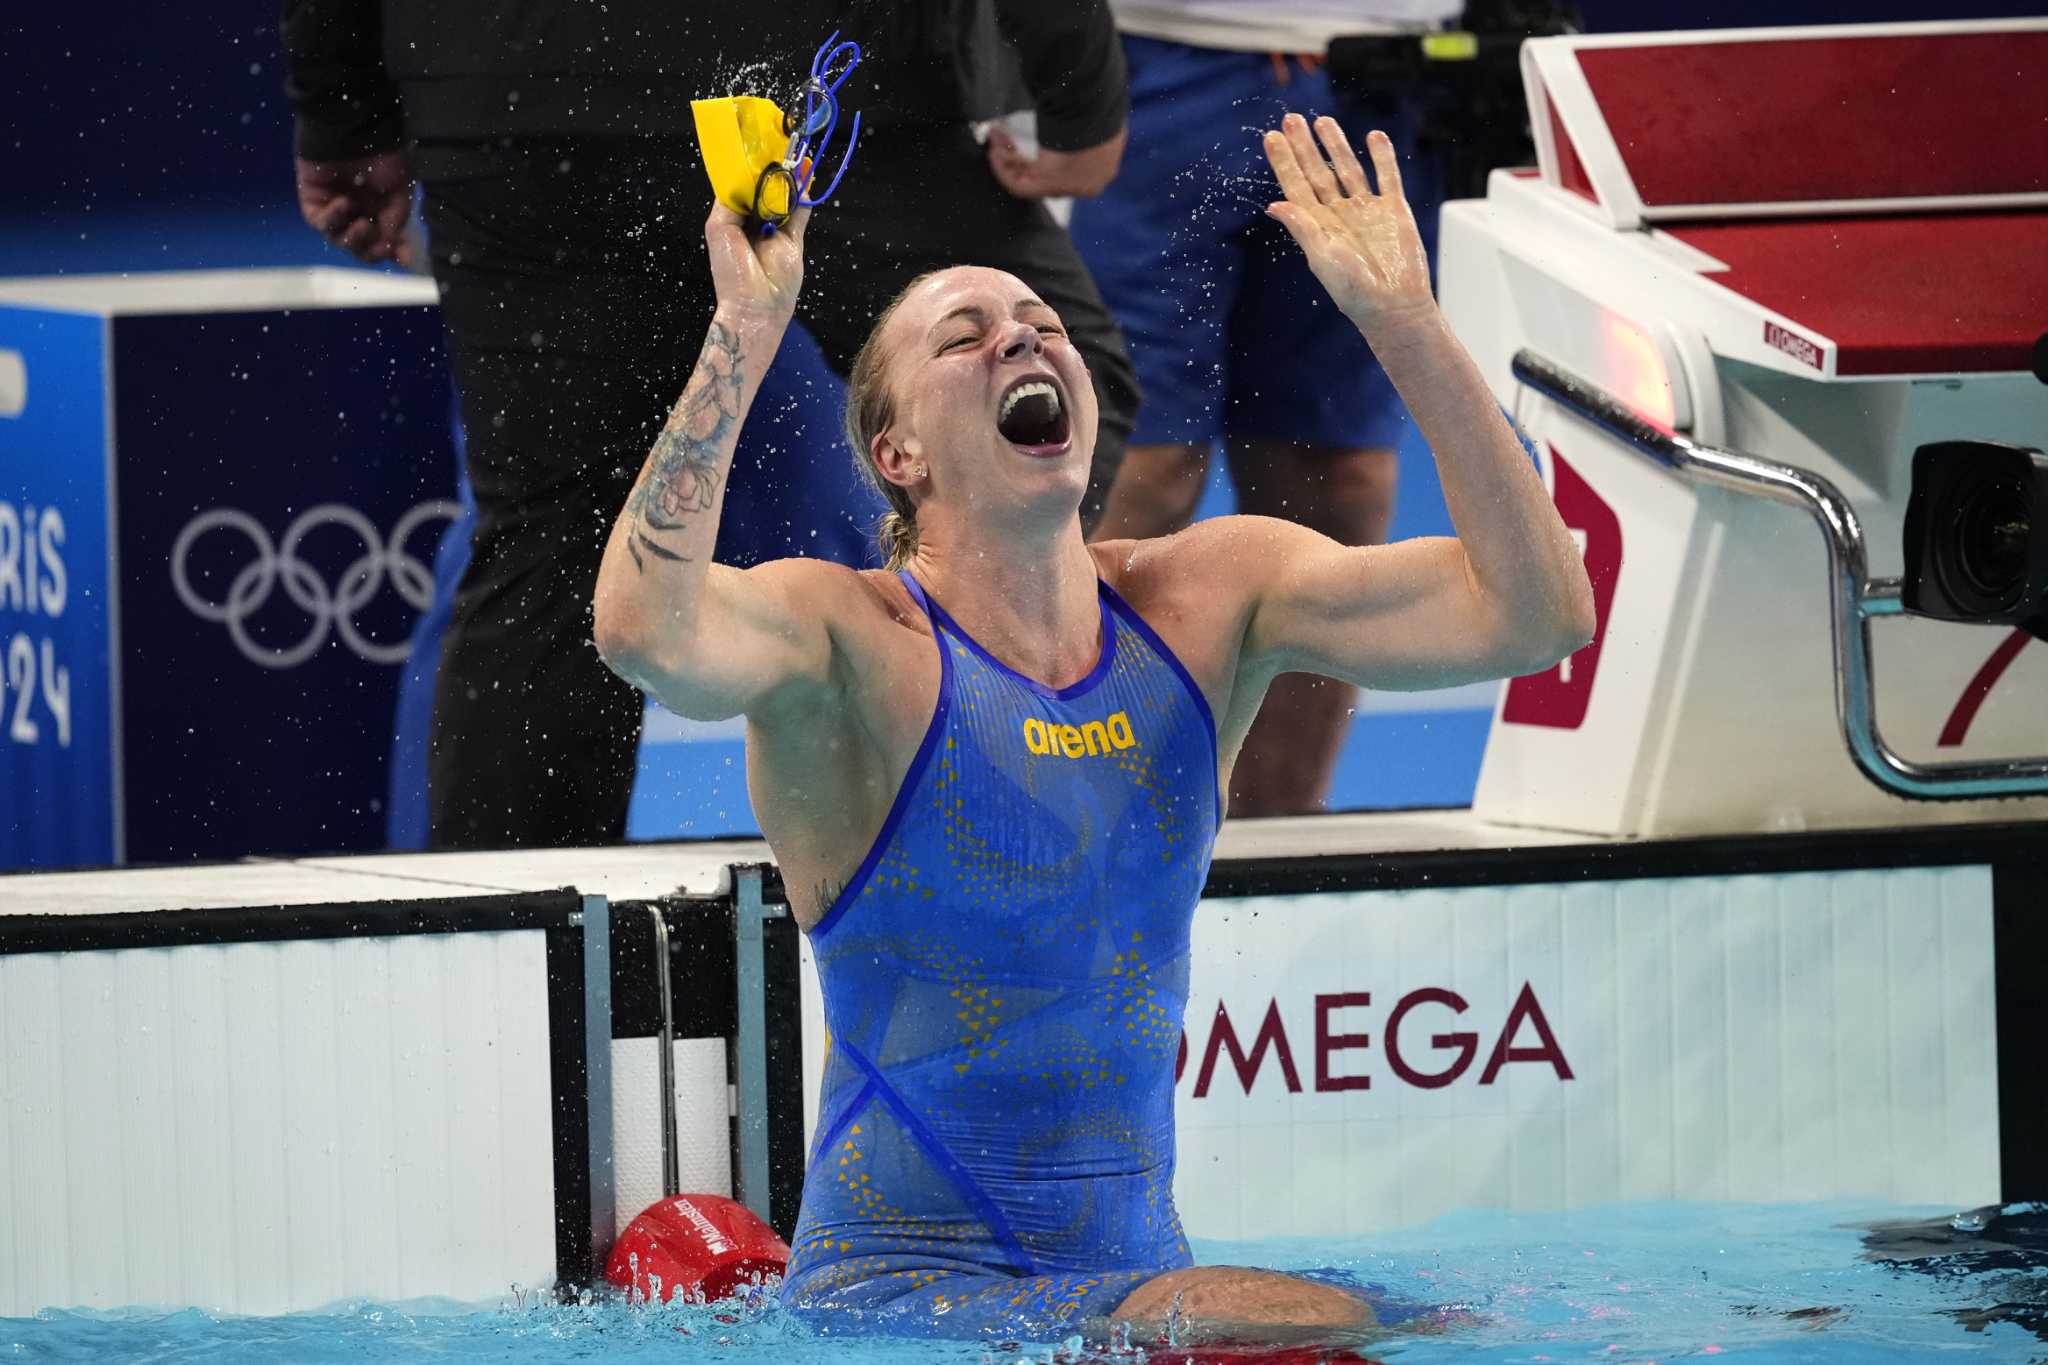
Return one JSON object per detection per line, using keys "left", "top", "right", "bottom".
{"left": 170, "top": 501, "right": 462, "bottom": 669}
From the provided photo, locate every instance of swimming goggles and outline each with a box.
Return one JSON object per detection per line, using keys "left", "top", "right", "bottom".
{"left": 754, "top": 32, "right": 863, "bottom": 233}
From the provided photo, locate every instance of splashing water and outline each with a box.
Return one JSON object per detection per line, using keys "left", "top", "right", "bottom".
{"left": 7, "top": 1202, "right": 2048, "bottom": 1362}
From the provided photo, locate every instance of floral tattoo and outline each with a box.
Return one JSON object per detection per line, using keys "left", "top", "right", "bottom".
{"left": 626, "top": 321, "right": 744, "bottom": 571}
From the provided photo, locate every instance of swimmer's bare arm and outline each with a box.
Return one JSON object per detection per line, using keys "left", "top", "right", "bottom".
{"left": 1224, "top": 114, "right": 1595, "bottom": 691}
{"left": 593, "top": 203, "right": 844, "bottom": 722}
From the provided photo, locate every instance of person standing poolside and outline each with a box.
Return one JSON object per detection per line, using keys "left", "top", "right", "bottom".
{"left": 593, "top": 114, "right": 1593, "bottom": 1344}
{"left": 280, "top": 1, "right": 1139, "bottom": 850}
{"left": 1067, "top": 0, "right": 1459, "bottom": 817}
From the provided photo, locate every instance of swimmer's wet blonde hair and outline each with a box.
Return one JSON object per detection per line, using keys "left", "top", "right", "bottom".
{"left": 846, "top": 270, "right": 944, "bottom": 571}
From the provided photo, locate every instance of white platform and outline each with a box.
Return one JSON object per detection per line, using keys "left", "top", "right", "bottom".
{"left": 0, "top": 812, "right": 1605, "bottom": 916}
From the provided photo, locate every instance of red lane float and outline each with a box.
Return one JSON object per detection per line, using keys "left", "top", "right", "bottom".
{"left": 605, "top": 1194, "right": 791, "bottom": 1305}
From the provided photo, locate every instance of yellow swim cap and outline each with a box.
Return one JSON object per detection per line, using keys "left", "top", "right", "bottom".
{"left": 691, "top": 96, "right": 796, "bottom": 222}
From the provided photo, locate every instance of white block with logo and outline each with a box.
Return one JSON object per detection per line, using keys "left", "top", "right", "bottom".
{"left": 1438, "top": 20, "right": 2048, "bottom": 837}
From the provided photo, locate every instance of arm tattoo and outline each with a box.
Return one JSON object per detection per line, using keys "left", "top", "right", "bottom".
{"left": 625, "top": 320, "right": 746, "bottom": 572}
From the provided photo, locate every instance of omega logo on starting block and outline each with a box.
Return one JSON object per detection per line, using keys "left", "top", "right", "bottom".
{"left": 1763, "top": 320, "right": 1823, "bottom": 371}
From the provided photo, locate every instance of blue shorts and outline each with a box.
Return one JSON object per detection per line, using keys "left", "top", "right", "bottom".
{"left": 1069, "top": 36, "right": 1441, "bottom": 451}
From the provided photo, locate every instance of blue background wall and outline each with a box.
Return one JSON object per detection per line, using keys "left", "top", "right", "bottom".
{"left": 12, "top": 2, "right": 2043, "bottom": 236}
{"left": 6, "top": 1, "right": 2035, "bottom": 854}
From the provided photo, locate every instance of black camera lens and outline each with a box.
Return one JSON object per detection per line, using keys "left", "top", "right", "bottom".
{"left": 1903, "top": 440, "right": 2048, "bottom": 640}
{"left": 1947, "top": 475, "right": 2032, "bottom": 610}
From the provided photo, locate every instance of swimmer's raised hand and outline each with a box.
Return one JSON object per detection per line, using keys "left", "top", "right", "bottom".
{"left": 1262, "top": 114, "right": 1433, "bottom": 338}
{"left": 703, "top": 200, "right": 810, "bottom": 329}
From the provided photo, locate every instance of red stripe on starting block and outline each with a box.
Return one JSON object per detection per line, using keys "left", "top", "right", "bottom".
{"left": 1576, "top": 31, "right": 2048, "bottom": 209}
{"left": 1939, "top": 628, "right": 2034, "bottom": 748}
{"left": 1668, "top": 210, "right": 2048, "bottom": 375}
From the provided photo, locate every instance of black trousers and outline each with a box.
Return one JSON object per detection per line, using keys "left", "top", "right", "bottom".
{"left": 416, "top": 129, "right": 1138, "bottom": 849}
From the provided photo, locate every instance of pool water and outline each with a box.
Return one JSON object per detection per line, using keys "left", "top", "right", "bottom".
{"left": 8, "top": 1201, "right": 2045, "bottom": 1363}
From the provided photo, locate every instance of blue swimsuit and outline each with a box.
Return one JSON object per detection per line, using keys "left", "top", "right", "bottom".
{"left": 780, "top": 570, "right": 1221, "bottom": 1340}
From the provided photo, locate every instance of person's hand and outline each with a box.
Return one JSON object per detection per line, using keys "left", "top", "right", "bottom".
{"left": 703, "top": 199, "right": 809, "bottom": 330}
{"left": 986, "top": 126, "right": 1127, "bottom": 199}
{"left": 296, "top": 150, "right": 416, "bottom": 267}
{"left": 1262, "top": 114, "right": 1433, "bottom": 337}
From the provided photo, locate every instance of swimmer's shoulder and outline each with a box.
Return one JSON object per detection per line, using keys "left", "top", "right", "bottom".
{"left": 1092, "top": 515, "right": 1301, "bottom": 617}
{"left": 1089, "top": 520, "right": 1294, "bottom": 705}
{"left": 732, "top": 558, "right": 925, "bottom": 631}
{"left": 732, "top": 557, "right": 936, "bottom": 671}
{"left": 737, "top": 556, "right": 935, "bottom": 742}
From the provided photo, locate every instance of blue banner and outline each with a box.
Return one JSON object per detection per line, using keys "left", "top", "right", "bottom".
{"left": 0, "top": 307, "right": 117, "bottom": 868}
{"left": 112, "top": 305, "right": 457, "bottom": 863}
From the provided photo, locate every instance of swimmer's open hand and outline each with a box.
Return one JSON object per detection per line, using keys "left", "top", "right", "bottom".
{"left": 704, "top": 200, "right": 809, "bottom": 329}
{"left": 1263, "top": 114, "right": 1433, "bottom": 338}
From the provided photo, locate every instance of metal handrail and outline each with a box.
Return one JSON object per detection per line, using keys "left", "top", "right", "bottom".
{"left": 648, "top": 904, "right": 680, "bottom": 1198}
{"left": 731, "top": 868, "right": 776, "bottom": 1225}
{"left": 1512, "top": 348, "right": 2048, "bottom": 801}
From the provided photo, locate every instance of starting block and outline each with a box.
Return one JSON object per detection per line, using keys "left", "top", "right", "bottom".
{"left": 1440, "top": 19, "right": 2048, "bottom": 836}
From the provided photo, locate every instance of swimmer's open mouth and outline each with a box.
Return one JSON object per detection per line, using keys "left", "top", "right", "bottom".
{"left": 996, "top": 373, "right": 1071, "bottom": 452}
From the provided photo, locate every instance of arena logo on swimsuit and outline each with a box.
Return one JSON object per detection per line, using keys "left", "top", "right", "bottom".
{"left": 1021, "top": 711, "right": 1137, "bottom": 759}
